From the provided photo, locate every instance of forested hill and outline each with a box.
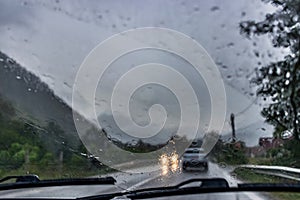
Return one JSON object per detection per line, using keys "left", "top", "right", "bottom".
{"left": 0, "top": 51, "right": 80, "bottom": 147}
{"left": 0, "top": 52, "right": 103, "bottom": 177}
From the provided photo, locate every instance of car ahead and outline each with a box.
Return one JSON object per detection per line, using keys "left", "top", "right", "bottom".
{"left": 182, "top": 148, "right": 208, "bottom": 171}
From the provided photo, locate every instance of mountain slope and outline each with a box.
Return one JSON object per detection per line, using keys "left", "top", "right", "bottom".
{"left": 0, "top": 51, "right": 80, "bottom": 148}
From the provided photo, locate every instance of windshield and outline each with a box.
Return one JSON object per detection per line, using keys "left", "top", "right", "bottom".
{"left": 0, "top": 0, "right": 299, "bottom": 199}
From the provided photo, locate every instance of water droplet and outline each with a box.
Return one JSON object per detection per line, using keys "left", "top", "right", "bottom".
{"left": 285, "top": 80, "right": 290, "bottom": 85}
{"left": 227, "top": 42, "right": 234, "bottom": 47}
{"left": 173, "top": 135, "right": 181, "bottom": 140}
{"left": 222, "top": 65, "right": 228, "bottom": 69}
{"left": 210, "top": 6, "right": 219, "bottom": 12}
{"left": 276, "top": 67, "right": 281, "bottom": 75}
{"left": 231, "top": 173, "right": 237, "bottom": 179}
{"left": 6, "top": 58, "right": 15, "bottom": 64}
{"left": 147, "top": 86, "right": 153, "bottom": 90}
{"left": 292, "top": 15, "right": 299, "bottom": 23}
{"left": 96, "top": 99, "right": 108, "bottom": 113}
{"left": 235, "top": 68, "right": 244, "bottom": 77}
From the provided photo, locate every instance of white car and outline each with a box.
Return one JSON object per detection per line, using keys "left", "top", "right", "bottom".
{"left": 182, "top": 148, "right": 208, "bottom": 171}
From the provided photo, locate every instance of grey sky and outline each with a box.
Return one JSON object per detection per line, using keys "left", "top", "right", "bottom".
{"left": 0, "top": 0, "right": 282, "bottom": 146}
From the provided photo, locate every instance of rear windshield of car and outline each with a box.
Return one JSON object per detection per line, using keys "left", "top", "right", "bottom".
{"left": 185, "top": 150, "right": 200, "bottom": 154}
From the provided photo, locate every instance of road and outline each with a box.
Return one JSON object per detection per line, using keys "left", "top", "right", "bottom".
{"left": 0, "top": 162, "right": 271, "bottom": 199}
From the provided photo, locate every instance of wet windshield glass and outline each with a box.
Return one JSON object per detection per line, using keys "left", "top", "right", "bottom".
{"left": 0, "top": 0, "right": 299, "bottom": 199}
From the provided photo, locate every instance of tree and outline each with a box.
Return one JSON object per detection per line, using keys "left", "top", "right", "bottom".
{"left": 240, "top": 0, "right": 300, "bottom": 139}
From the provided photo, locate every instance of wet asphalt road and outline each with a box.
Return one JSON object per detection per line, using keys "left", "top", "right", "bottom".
{"left": 0, "top": 162, "right": 271, "bottom": 200}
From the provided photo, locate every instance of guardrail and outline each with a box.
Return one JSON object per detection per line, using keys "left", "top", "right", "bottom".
{"left": 237, "top": 164, "right": 300, "bottom": 181}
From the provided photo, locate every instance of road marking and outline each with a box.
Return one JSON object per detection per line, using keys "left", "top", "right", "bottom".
{"left": 124, "top": 173, "right": 161, "bottom": 191}
{"left": 243, "top": 192, "right": 266, "bottom": 200}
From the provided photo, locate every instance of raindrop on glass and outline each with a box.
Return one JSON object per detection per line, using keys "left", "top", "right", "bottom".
{"left": 210, "top": 6, "right": 219, "bottom": 12}
{"left": 285, "top": 80, "right": 290, "bottom": 85}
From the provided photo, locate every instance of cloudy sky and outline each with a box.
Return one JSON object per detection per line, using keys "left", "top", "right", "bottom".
{"left": 0, "top": 0, "right": 285, "bottom": 146}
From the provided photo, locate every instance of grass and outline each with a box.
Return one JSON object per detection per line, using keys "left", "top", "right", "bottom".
{"left": 248, "top": 157, "right": 273, "bottom": 165}
{"left": 234, "top": 168, "right": 300, "bottom": 200}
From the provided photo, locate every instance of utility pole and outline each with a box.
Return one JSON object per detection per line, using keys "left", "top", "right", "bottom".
{"left": 230, "top": 113, "right": 236, "bottom": 143}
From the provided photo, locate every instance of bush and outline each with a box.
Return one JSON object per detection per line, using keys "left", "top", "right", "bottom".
{"left": 267, "top": 140, "right": 300, "bottom": 167}
{"left": 211, "top": 140, "right": 248, "bottom": 165}
{"left": 39, "top": 153, "right": 55, "bottom": 166}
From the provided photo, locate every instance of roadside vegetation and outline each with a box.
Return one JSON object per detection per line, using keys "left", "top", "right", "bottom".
{"left": 234, "top": 168, "right": 300, "bottom": 200}
{"left": 226, "top": 4, "right": 300, "bottom": 199}
{"left": 266, "top": 140, "right": 300, "bottom": 167}
{"left": 0, "top": 96, "right": 111, "bottom": 179}
{"left": 211, "top": 139, "right": 248, "bottom": 165}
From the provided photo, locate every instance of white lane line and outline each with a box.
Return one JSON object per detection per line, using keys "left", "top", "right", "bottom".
{"left": 243, "top": 192, "right": 266, "bottom": 200}
{"left": 124, "top": 173, "right": 161, "bottom": 191}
